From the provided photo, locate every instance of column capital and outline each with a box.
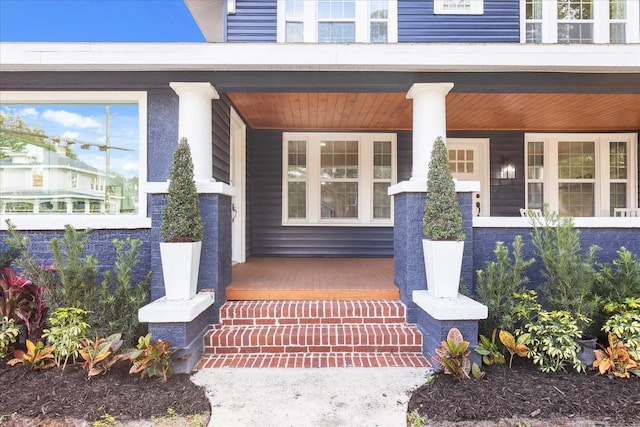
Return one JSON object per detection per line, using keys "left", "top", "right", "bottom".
{"left": 406, "top": 82, "right": 454, "bottom": 100}
{"left": 170, "top": 82, "right": 220, "bottom": 100}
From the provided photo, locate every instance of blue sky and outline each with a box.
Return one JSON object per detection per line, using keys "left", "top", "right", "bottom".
{"left": 0, "top": 0, "right": 205, "bottom": 42}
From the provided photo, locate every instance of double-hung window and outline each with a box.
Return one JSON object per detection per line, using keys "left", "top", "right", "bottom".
{"left": 524, "top": 133, "right": 638, "bottom": 217}
{"left": 434, "top": 0, "right": 484, "bottom": 15}
{"left": 0, "top": 91, "right": 148, "bottom": 229}
{"left": 521, "top": 0, "right": 640, "bottom": 43}
{"left": 283, "top": 132, "right": 396, "bottom": 226}
{"left": 278, "top": 0, "right": 397, "bottom": 43}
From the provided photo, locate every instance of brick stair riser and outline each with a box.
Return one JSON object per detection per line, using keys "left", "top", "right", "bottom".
{"left": 219, "top": 301, "right": 406, "bottom": 326}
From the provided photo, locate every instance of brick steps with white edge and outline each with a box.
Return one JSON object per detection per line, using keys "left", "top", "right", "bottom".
{"left": 196, "top": 300, "right": 430, "bottom": 369}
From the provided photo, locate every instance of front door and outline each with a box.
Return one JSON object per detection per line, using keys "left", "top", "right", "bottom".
{"left": 447, "top": 138, "right": 490, "bottom": 217}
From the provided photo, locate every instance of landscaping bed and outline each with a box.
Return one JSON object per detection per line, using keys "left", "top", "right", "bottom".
{"left": 0, "top": 360, "right": 211, "bottom": 426}
{"left": 407, "top": 361, "right": 640, "bottom": 426}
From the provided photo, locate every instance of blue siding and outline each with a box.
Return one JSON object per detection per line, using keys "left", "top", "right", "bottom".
{"left": 398, "top": 0, "right": 520, "bottom": 43}
{"left": 227, "top": 0, "right": 277, "bottom": 42}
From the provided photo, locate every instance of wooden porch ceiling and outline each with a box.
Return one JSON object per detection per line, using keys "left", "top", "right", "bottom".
{"left": 227, "top": 92, "right": 640, "bottom": 131}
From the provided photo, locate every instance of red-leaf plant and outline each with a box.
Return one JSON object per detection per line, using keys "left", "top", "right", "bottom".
{"left": 0, "top": 267, "right": 49, "bottom": 342}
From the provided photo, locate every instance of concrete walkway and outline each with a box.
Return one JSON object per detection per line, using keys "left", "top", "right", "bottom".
{"left": 191, "top": 367, "right": 432, "bottom": 427}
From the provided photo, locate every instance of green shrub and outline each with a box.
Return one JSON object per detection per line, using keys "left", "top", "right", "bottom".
{"left": 42, "top": 307, "right": 91, "bottom": 369}
{"left": 602, "top": 297, "right": 640, "bottom": 360}
{"left": 476, "top": 236, "right": 534, "bottom": 336}
{"left": 0, "top": 316, "right": 20, "bottom": 358}
{"left": 596, "top": 247, "right": 640, "bottom": 304}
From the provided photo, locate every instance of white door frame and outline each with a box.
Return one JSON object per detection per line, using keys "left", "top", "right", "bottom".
{"left": 230, "top": 108, "right": 247, "bottom": 263}
{"left": 447, "top": 138, "right": 490, "bottom": 217}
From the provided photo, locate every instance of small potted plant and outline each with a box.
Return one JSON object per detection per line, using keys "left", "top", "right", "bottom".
{"left": 422, "top": 136, "right": 465, "bottom": 298}
{"left": 159, "top": 137, "right": 204, "bottom": 301}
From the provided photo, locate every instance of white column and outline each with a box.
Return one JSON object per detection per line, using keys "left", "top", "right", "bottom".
{"left": 406, "top": 83, "right": 454, "bottom": 182}
{"left": 170, "top": 82, "right": 220, "bottom": 183}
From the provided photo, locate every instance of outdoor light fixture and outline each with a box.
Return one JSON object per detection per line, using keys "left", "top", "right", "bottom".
{"left": 227, "top": 0, "right": 236, "bottom": 14}
{"left": 500, "top": 159, "right": 516, "bottom": 179}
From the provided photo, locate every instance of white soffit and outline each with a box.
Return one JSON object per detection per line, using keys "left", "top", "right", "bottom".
{"left": 1, "top": 42, "right": 639, "bottom": 73}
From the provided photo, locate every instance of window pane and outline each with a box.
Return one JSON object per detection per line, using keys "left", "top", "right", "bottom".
{"left": 610, "top": 0, "right": 626, "bottom": 19}
{"left": 526, "top": 23, "right": 542, "bottom": 43}
{"left": 610, "top": 23, "right": 626, "bottom": 43}
{"left": 0, "top": 104, "right": 140, "bottom": 215}
{"left": 321, "top": 182, "right": 358, "bottom": 218}
{"left": 610, "top": 183, "right": 627, "bottom": 215}
{"left": 558, "top": 141, "right": 595, "bottom": 179}
{"left": 373, "top": 140, "right": 391, "bottom": 179}
{"left": 610, "top": 141, "right": 627, "bottom": 179}
{"left": 527, "top": 141, "right": 544, "bottom": 180}
{"left": 558, "top": 182, "right": 594, "bottom": 216}
{"left": 526, "top": 0, "right": 542, "bottom": 19}
{"left": 370, "top": 22, "right": 388, "bottom": 43}
{"left": 318, "top": 0, "right": 355, "bottom": 19}
{"left": 288, "top": 182, "right": 306, "bottom": 218}
{"left": 320, "top": 140, "right": 358, "bottom": 179}
{"left": 370, "top": 1, "right": 388, "bottom": 19}
{"left": 287, "top": 140, "right": 306, "bottom": 179}
{"left": 558, "top": 23, "right": 593, "bottom": 43}
{"left": 286, "top": 22, "right": 304, "bottom": 42}
{"left": 285, "top": 0, "right": 304, "bottom": 19}
{"left": 528, "top": 183, "right": 544, "bottom": 209}
{"left": 557, "top": 0, "right": 593, "bottom": 20}
{"left": 318, "top": 22, "right": 355, "bottom": 42}
{"left": 373, "top": 182, "right": 391, "bottom": 219}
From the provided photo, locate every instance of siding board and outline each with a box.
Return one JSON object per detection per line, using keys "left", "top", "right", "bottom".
{"left": 227, "top": 0, "right": 277, "bottom": 42}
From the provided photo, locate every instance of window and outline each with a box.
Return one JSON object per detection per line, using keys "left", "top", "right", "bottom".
{"left": 278, "top": 0, "right": 397, "bottom": 43}
{"left": 0, "top": 91, "right": 148, "bottom": 229}
{"left": 524, "top": 133, "right": 637, "bottom": 217}
{"left": 434, "top": 0, "right": 484, "bottom": 15}
{"left": 283, "top": 132, "right": 396, "bottom": 225}
{"left": 521, "top": 0, "right": 640, "bottom": 43}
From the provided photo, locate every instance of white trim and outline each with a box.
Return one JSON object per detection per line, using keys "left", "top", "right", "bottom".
{"left": 0, "top": 90, "right": 148, "bottom": 230}
{"left": 388, "top": 179, "right": 480, "bottom": 195}
{"left": 434, "top": 0, "right": 484, "bottom": 15}
{"left": 230, "top": 108, "right": 247, "bottom": 264}
{"left": 282, "top": 132, "right": 396, "bottom": 226}
{"left": 138, "top": 291, "right": 215, "bottom": 323}
{"left": 1, "top": 42, "right": 638, "bottom": 72}
{"left": 473, "top": 216, "right": 640, "bottom": 228}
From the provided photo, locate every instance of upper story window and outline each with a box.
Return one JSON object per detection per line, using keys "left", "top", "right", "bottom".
{"left": 524, "top": 133, "right": 637, "bottom": 217}
{"left": 282, "top": 132, "right": 396, "bottom": 226}
{"left": 434, "top": 0, "right": 484, "bottom": 15}
{"left": 278, "top": 0, "right": 397, "bottom": 43}
{"left": 522, "top": 0, "right": 640, "bottom": 43}
{"left": 0, "top": 91, "right": 148, "bottom": 229}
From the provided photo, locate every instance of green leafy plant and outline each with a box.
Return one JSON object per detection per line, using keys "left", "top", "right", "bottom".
{"left": 529, "top": 208, "right": 601, "bottom": 334}
{"left": 127, "top": 333, "right": 174, "bottom": 381}
{"left": 602, "top": 297, "right": 640, "bottom": 360}
{"left": 423, "top": 137, "right": 464, "bottom": 242}
{"left": 160, "top": 137, "right": 204, "bottom": 243}
{"left": 593, "top": 333, "right": 640, "bottom": 378}
{"left": 433, "top": 327, "right": 471, "bottom": 380}
{"left": 79, "top": 333, "right": 126, "bottom": 378}
{"left": 407, "top": 410, "right": 427, "bottom": 427}
{"left": 499, "top": 329, "right": 528, "bottom": 368}
{"left": 7, "top": 339, "right": 56, "bottom": 370}
{"left": 476, "top": 236, "right": 535, "bottom": 336}
{"left": 514, "top": 290, "right": 586, "bottom": 373}
{"left": 475, "top": 330, "right": 506, "bottom": 366}
{"left": 596, "top": 247, "right": 640, "bottom": 304}
{"left": 93, "top": 412, "right": 117, "bottom": 427}
{"left": 42, "top": 307, "right": 91, "bottom": 369}
{"left": 0, "top": 316, "right": 20, "bottom": 358}
{"left": 94, "top": 238, "right": 150, "bottom": 344}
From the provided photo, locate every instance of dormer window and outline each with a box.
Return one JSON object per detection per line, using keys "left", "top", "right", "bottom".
{"left": 434, "top": 0, "right": 484, "bottom": 15}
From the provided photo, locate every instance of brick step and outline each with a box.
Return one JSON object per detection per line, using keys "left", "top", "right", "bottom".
{"left": 196, "top": 352, "right": 430, "bottom": 369}
{"left": 219, "top": 300, "right": 406, "bottom": 326}
{"left": 204, "top": 323, "right": 423, "bottom": 354}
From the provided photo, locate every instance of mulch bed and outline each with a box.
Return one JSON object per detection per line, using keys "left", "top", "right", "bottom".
{"left": 0, "top": 360, "right": 210, "bottom": 424}
{"left": 408, "top": 361, "right": 640, "bottom": 426}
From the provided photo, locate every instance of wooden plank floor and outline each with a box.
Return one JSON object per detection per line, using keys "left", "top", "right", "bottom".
{"left": 227, "top": 258, "right": 398, "bottom": 301}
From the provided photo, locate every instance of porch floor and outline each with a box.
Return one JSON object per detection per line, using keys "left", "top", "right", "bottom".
{"left": 226, "top": 257, "right": 398, "bottom": 301}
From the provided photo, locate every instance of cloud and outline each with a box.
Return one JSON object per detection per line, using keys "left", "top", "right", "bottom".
{"left": 61, "top": 131, "right": 80, "bottom": 140}
{"left": 19, "top": 107, "right": 39, "bottom": 118}
{"left": 122, "top": 162, "right": 139, "bottom": 172}
{"left": 42, "top": 109, "right": 101, "bottom": 129}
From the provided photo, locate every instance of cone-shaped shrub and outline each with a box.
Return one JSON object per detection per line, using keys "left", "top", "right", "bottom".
{"left": 160, "top": 138, "right": 204, "bottom": 242}
{"left": 423, "top": 136, "right": 465, "bottom": 241}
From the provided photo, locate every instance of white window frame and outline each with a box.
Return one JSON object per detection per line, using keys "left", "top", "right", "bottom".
{"left": 519, "top": 0, "right": 640, "bottom": 43}
{"left": 0, "top": 91, "right": 150, "bottom": 230}
{"left": 282, "top": 132, "right": 396, "bottom": 226}
{"left": 434, "top": 0, "right": 484, "bottom": 15}
{"left": 524, "top": 133, "right": 638, "bottom": 217}
{"left": 276, "top": 0, "right": 398, "bottom": 43}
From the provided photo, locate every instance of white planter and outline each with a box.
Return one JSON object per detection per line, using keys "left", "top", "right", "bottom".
{"left": 160, "top": 241, "right": 202, "bottom": 301}
{"left": 422, "top": 239, "right": 464, "bottom": 298}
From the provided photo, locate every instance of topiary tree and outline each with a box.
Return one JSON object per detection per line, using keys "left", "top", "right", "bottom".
{"left": 160, "top": 138, "right": 204, "bottom": 243}
{"left": 423, "top": 137, "right": 465, "bottom": 241}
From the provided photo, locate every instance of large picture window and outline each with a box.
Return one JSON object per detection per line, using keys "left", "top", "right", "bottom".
{"left": 0, "top": 91, "right": 148, "bottom": 229}
{"left": 283, "top": 132, "right": 396, "bottom": 226}
{"left": 278, "top": 0, "right": 397, "bottom": 43}
{"left": 524, "top": 133, "right": 637, "bottom": 217}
